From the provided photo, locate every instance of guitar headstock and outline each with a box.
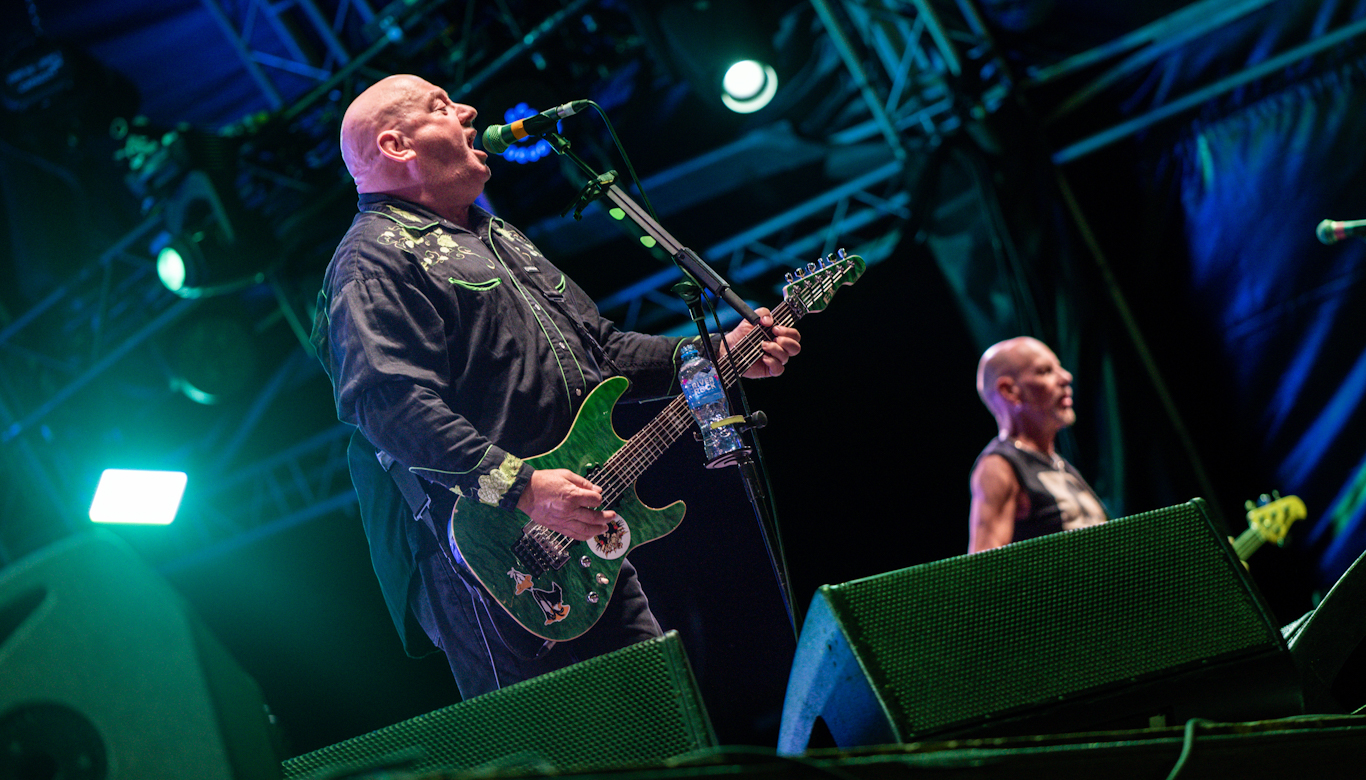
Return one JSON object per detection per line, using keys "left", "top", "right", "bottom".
{"left": 782, "top": 249, "right": 866, "bottom": 316}
{"left": 1245, "top": 492, "right": 1307, "bottom": 546}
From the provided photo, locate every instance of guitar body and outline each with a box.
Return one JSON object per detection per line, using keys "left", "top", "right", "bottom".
{"left": 449, "top": 251, "right": 865, "bottom": 640}
{"left": 449, "top": 376, "right": 686, "bottom": 641}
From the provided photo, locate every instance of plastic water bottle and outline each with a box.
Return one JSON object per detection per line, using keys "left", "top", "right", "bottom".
{"left": 678, "top": 343, "right": 744, "bottom": 463}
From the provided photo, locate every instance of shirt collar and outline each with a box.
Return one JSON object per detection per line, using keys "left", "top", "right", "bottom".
{"left": 356, "top": 193, "right": 491, "bottom": 235}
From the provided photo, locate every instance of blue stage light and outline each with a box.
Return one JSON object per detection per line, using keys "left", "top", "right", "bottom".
{"left": 498, "top": 102, "right": 556, "bottom": 164}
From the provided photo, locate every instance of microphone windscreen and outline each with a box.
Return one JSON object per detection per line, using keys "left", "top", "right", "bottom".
{"left": 482, "top": 125, "right": 512, "bottom": 155}
{"left": 1317, "top": 219, "right": 1339, "bottom": 245}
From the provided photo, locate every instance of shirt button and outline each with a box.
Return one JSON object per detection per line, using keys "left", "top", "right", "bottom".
{"left": 575, "top": 388, "right": 582, "bottom": 396}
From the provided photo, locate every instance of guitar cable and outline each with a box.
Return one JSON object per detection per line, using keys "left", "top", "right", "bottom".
{"left": 443, "top": 523, "right": 557, "bottom": 664}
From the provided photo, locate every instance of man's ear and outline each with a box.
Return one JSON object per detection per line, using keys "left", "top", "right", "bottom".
{"left": 996, "top": 375, "right": 1019, "bottom": 406}
{"left": 376, "top": 129, "right": 413, "bottom": 163}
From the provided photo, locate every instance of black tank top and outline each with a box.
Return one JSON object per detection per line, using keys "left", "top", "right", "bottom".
{"left": 974, "top": 437, "right": 1108, "bottom": 542}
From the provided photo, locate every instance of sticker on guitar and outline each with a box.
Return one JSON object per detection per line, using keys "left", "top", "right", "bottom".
{"left": 508, "top": 569, "right": 572, "bottom": 625}
{"left": 588, "top": 518, "right": 630, "bottom": 559}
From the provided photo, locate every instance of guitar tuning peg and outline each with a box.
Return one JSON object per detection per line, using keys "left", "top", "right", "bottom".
{"left": 837, "top": 248, "right": 847, "bottom": 259}
{"left": 784, "top": 272, "right": 794, "bottom": 283}
{"left": 807, "top": 262, "right": 818, "bottom": 273}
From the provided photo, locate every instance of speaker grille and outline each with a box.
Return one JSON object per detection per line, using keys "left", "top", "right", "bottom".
{"left": 282, "top": 630, "right": 714, "bottom": 777}
{"left": 828, "top": 500, "right": 1282, "bottom": 737}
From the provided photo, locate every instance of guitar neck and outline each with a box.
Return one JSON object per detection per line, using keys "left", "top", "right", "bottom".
{"left": 1232, "top": 527, "right": 1264, "bottom": 562}
{"left": 598, "top": 299, "right": 804, "bottom": 505}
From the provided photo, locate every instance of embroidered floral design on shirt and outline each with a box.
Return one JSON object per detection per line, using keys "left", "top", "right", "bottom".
{"left": 385, "top": 205, "right": 424, "bottom": 224}
{"left": 492, "top": 222, "right": 544, "bottom": 258}
{"left": 477, "top": 453, "right": 524, "bottom": 505}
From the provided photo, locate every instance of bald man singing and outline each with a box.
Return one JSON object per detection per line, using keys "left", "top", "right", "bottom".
{"left": 968, "top": 337, "right": 1107, "bottom": 553}
{"left": 309, "top": 75, "right": 800, "bottom": 698}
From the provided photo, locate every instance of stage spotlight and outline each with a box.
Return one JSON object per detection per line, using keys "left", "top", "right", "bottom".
{"left": 150, "top": 170, "right": 268, "bottom": 298}
{"left": 155, "top": 239, "right": 192, "bottom": 295}
{"left": 721, "top": 59, "right": 778, "bottom": 113}
{"left": 89, "top": 469, "right": 187, "bottom": 525}
{"left": 635, "top": 0, "right": 785, "bottom": 115}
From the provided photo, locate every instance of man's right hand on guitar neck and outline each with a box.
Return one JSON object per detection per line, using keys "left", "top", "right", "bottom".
{"left": 516, "top": 468, "right": 614, "bottom": 540}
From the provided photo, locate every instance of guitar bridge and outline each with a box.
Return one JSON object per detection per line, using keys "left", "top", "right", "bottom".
{"left": 512, "top": 523, "right": 572, "bottom": 578}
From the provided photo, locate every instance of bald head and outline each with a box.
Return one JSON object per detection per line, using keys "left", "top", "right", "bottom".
{"left": 340, "top": 74, "right": 428, "bottom": 191}
{"left": 982, "top": 336, "right": 1058, "bottom": 414}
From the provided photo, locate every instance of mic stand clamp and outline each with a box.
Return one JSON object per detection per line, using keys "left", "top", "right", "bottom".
{"left": 563, "top": 170, "right": 618, "bottom": 221}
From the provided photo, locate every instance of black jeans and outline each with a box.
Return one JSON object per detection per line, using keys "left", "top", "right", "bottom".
{"left": 409, "top": 541, "right": 662, "bottom": 700}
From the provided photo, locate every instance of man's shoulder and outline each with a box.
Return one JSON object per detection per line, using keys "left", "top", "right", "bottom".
{"left": 970, "top": 448, "right": 1021, "bottom": 498}
{"left": 327, "top": 211, "right": 406, "bottom": 276}
{"left": 974, "top": 436, "right": 1015, "bottom": 463}
{"left": 328, "top": 198, "right": 469, "bottom": 279}
{"left": 971, "top": 438, "right": 1025, "bottom": 483}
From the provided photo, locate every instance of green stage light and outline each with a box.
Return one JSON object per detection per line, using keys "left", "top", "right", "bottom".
{"left": 89, "top": 469, "right": 187, "bottom": 525}
{"left": 157, "top": 243, "right": 188, "bottom": 294}
{"left": 150, "top": 170, "right": 268, "bottom": 298}
{"left": 721, "top": 60, "right": 778, "bottom": 114}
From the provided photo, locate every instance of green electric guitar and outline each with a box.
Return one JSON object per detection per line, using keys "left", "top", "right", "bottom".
{"left": 449, "top": 251, "right": 865, "bottom": 640}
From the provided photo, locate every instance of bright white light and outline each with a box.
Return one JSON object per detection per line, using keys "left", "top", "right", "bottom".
{"left": 723, "top": 60, "right": 766, "bottom": 100}
{"left": 157, "top": 246, "right": 187, "bottom": 293}
{"left": 721, "top": 61, "right": 778, "bottom": 114}
{"left": 90, "top": 469, "right": 187, "bottom": 525}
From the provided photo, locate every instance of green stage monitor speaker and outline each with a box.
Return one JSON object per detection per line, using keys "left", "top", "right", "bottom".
{"left": 778, "top": 499, "right": 1303, "bottom": 752}
{"left": 282, "top": 630, "right": 716, "bottom": 777}
{"left": 1287, "top": 546, "right": 1366, "bottom": 713}
{"left": 0, "top": 531, "right": 282, "bottom": 779}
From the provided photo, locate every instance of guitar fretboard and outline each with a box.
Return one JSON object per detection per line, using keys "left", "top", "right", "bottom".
{"left": 595, "top": 299, "right": 805, "bottom": 506}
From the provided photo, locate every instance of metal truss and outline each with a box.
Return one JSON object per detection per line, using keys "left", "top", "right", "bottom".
{"left": 0, "top": 215, "right": 188, "bottom": 543}
{"left": 198, "top": 0, "right": 377, "bottom": 111}
{"left": 583, "top": 0, "right": 1004, "bottom": 333}
{"left": 813, "top": 0, "right": 1007, "bottom": 151}
{"left": 597, "top": 161, "right": 910, "bottom": 335}
{"left": 1036, "top": 0, "right": 1366, "bottom": 164}
{"left": 160, "top": 419, "right": 355, "bottom": 575}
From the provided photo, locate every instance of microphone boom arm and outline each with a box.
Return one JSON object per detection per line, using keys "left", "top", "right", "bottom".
{"left": 544, "top": 132, "right": 763, "bottom": 327}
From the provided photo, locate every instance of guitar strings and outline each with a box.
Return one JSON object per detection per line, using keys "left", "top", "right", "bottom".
{"left": 531, "top": 269, "right": 840, "bottom": 560}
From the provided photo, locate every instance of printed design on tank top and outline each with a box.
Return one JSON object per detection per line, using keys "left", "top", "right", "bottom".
{"left": 1037, "top": 470, "right": 1107, "bottom": 530}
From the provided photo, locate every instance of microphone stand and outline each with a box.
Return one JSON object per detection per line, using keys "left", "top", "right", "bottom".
{"left": 544, "top": 131, "right": 801, "bottom": 638}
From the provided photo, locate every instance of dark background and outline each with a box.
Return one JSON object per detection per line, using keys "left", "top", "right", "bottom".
{"left": 3, "top": 0, "right": 1366, "bottom": 756}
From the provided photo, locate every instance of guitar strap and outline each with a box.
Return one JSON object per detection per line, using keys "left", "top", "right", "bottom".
{"left": 375, "top": 448, "right": 556, "bottom": 662}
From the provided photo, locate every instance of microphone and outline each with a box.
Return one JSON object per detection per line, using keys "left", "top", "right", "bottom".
{"left": 481, "top": 100, "right": 591, "bottom": 154}
{"left": 1317, "top": 218, "right": 1366, "bottom": 245}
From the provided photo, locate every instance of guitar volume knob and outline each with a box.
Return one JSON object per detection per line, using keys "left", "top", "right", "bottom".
{"left": 580, "top": 556, "right": 591, "bottom": 567}
{"left": 586, "top": 592, "right": 600, "bottom": 604}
